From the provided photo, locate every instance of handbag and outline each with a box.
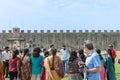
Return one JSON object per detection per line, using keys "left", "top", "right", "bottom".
{"left": 50, "top": 56, "right": 64, "bottom": 78}
{"left": 54, "top": 59, "right": 64, "bottom": 78}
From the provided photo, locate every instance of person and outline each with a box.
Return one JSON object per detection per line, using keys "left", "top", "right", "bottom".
{"left": 82, "top": 40, "right": 100, "bottom": 80}
{"left": 108, "top": 44, "right": 116, "bottom": 70}
{"left": 78, "top": 49, "right": 86, "bottom": 63}
{"left": 60, "top": 45, "right": 69, "bottom": 75}
{"left": 17, "top": 48, "right": 31, "bottom": 80}
{"left": 96, "top": 49, "right": 106, "bottom": 80}
{"left": 9, "top": 49, "right": 20, "bottom": 80}
{"left": 108, "top": 44, "right": 116, "bottom": 61}
{"left": 68, "top": 51, "right": 82, "bottom": 80}
{"left": 41, "top": 51, "right": 50, "bottom": 80}
{"left": 0, "top": 49, "right": 2, "bottom": 59}
{"left": 105, "top": 49, "right": 116, "bottom": 80}
{"left": 30, "top": 47, "right": 43, "bottom": 80}
{"left": 0, "top": 57, "right": 5, "bottom": 80}
{"left": 40, "top": 48, "right": 46, "bottom": 57}
{"left": 44, "top": 48, "right": 62, "bottom": 80}
{"left": 48, "top": 44, "right": 54, "bottom": 55}
{"left": 2, "top": 46, "right": 11, "bottom": 78}
{"left": 77, "top": 49, "right": 86, "bottom": 78}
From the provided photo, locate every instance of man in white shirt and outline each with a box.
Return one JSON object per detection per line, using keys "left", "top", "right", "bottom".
{"left": 60, "top": 45, "right": 69, "bottom": 75}
{"left": 2, "top": 46, "right": 11, "bottom": 78}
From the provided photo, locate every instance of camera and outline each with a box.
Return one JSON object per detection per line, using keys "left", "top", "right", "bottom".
{"left": 79, "top": 63, "right": 85, "bottom": 69}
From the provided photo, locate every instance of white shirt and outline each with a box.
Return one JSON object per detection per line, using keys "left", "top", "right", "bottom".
{"left": 2, "top": 50, "right": 11, "bottom": 61}
{"left": 60, "top": 49, "right": 68, "bottom": 60}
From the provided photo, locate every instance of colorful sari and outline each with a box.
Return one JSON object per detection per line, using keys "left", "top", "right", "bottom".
{"left": 17, "top": 56, "right": 31, "bottom": 80}
{"left": 0, "top": 60, "right": 5, "bottom": 80}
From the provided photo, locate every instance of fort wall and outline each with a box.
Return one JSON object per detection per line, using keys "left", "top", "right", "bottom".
{"left": 0, "top": 29, "right": 120, "bottom": 50}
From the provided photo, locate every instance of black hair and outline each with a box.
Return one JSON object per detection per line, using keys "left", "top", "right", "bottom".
{"left": 43, "top": 48, "right": 46, "bottom": 52}
{"left": 51, "top": 48, "right": 57, "bottom": 56}
{"left": 96, "top": 49, "right": 103, "bottom": 60}
{"left": 24, "top": 48, "right": 29, "bottom": 54}
{"left": 44, "top": 51, "right": 49, "bottom": 57}
{"left": 36, "top": 47, "right": 41, "bottom": 53}
{"left": 108, "top": 44, "right": 113, "bottom": 48}
{"left": 62, "top": 45, "right": 66, "bottom": 47}
{"left": 5, "top": 46, "right": 9, "bottom": 50}
{"left": 69, "top": 51, "right": 78, "bottom": 61}
{"left": 12, "top": 49, "right": 19, "bottom": 59}
{"left": 84, "top": 40, "right": 94, "bottom": 50}
{"left": 107, "top": 49, "right": 114, "bottom": 63}
{"left": 50, "top": 44, "right": 54, "bottom": 48}
{"left": 78, "top": 49, "right": 84, "bottom": 55}
{"left": 78, "top": 49, "right": 85, "bottom": 58}
{"left": 32, "top": 47, "right": 40, "bottom": 57}
{"left": 50, "top": 48, "right": 57, "bottom": 70}
{"left": 22, "top": 48, "right": 29, "bottom": 60}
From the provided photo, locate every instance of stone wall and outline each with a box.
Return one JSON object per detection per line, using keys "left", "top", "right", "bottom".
{"left": 0, "top": 29, "right": 120, "bottom": 50}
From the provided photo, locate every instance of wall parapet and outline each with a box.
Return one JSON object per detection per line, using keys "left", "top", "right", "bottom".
{"left": 0, "top": 30, "right": 120, "bottom": 33}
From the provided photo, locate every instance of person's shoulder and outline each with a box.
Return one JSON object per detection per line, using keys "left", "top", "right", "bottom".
{"left": 92, "top": 50, "right": 99, "bottom": 57}
{"left": 2, "top": 51, "right": 5, "bottom": 54}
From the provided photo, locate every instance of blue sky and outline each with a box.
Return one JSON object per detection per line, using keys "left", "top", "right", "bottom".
{"left": 0, "top": 0, "right": 120, "bottom": 31}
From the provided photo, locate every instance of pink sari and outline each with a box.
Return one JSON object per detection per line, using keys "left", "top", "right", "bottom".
{"left": 100, "top": 62, "right": 106, "bottom": 80}
{"left": 40, "top": 58, "right": 46, "bottom": 80}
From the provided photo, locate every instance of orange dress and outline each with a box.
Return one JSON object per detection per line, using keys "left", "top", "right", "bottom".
{"left": 0, "top": 60, "right": 5, "bottom": 80}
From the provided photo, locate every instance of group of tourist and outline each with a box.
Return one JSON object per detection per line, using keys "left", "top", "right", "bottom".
{"left": 0, "top": 40, "right": 117, "bottom": 80}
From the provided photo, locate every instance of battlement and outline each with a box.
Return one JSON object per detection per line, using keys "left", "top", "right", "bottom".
{"left": 1, "top": 29, "right": 120, "bottom": 33}
{"left": 1, "top": 28, "right": 120, "bottom": 50}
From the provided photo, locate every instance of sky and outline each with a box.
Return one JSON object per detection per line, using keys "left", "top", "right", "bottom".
{"left": 0, "top": 0, "right": 120, "bottom": 32}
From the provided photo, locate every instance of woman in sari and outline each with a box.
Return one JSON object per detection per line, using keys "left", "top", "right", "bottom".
{"left": 17, "top": 48, "right": 31, "bottom": 80}
{"left": 68, "top": 51, "right": 82, "bottom": 80}
{"left": 40, "top": 51, "right": 50, "bottom": 80}
{"left": 105, "top": 49, "right": 116, "bottom": 80}
{"left": 0, "top": 59, "right": 5, "bottom": 80}
{"left": 44, "top": 48, "right": 62, "bottom": 80}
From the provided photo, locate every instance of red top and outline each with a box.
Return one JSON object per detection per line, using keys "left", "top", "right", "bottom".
{"left": 9, "top": 57, "right": 20, "bottom": 72}
{"left": 112, "top": 48, "right": 116, "bottom": 59}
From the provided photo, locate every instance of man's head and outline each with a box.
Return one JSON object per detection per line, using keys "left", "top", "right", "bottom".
{"left": 5, "top": 46, "right": 9, "bottom": 51}
{"left": 62, "top": 45, "right": 66, "bottom": 50}
{"left": 50, "top": 44, "right": 54, "bottom": 48}
{"left": 108, "top": 44, "right": 113, "bottom": 49}
{"left": 84, "top": 40, "right": 94, "bottom": 54}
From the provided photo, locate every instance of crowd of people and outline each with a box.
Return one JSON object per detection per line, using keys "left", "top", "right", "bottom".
{"left": 0, "top": 40, "right": 117, "bottom": 80}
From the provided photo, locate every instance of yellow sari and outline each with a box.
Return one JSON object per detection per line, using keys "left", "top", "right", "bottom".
{"left": 44, "top": 56, "right": 62, "bottom": 80}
